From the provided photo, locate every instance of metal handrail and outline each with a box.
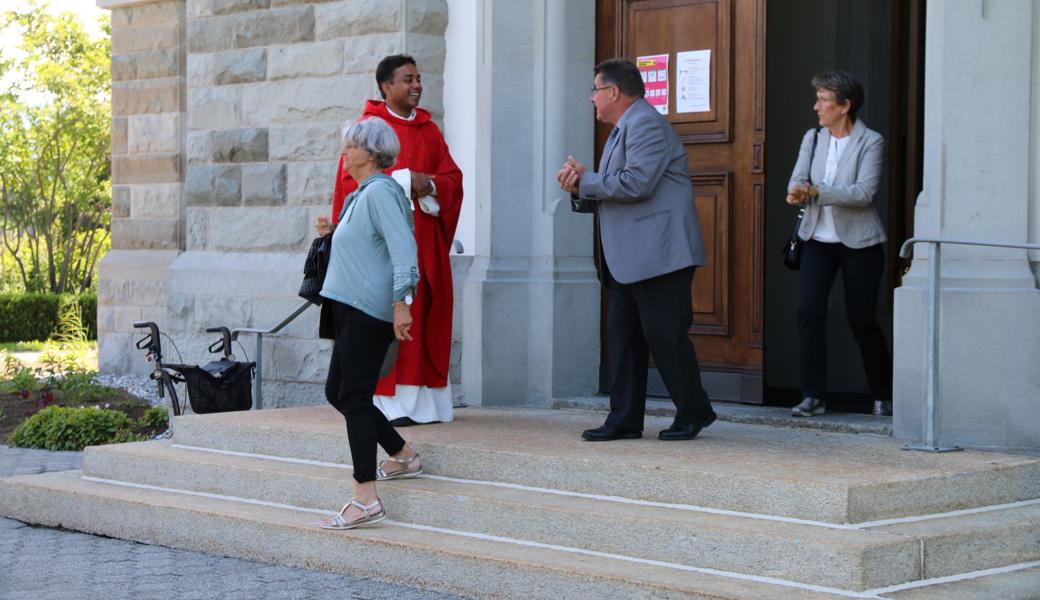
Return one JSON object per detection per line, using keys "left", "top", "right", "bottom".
{"left": 898, "top": 237, "right": 1040, "bottom": 452}
{"left": 231, "top": 300, "right": 314, "bottom": 410}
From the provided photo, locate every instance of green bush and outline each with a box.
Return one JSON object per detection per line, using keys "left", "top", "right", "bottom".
{"left": 0, "top": 293, "right": 97, "bottom": 342}
{"left": 49, "top": 371, "right": 110, "bottom": 404}
{"left": 137, "top": 406, "right": 169, "bottom": 431}
{"left": 9, "top": 405, "right": 135, "bottom": 451}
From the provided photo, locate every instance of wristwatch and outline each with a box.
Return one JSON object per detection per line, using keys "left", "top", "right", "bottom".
{"left": 396, "top": 294, "right": 413, "bottom": 307}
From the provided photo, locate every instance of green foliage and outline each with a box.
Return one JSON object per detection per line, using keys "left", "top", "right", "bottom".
{"left": 0, "top": 2, "right": 111, "bottom": 294}
{"left": 49, "top": 370, "right": 108, "bottom": 404}
{"left": 9, "top": 367, "right": 39, "bottom": 397}
{"left": 0, "top": 292, "right": 97, "bottom": 341}
{"left": 52, "top": 295, "right": 88, "bottom": 344}
{"left": 9, "top": 405, "right": 134, "bottom": 451}
{"left": 0, "top": 349, "right": 26, "bottom": 377}
{"left": 137, "top": 406, "right": 169, "bottom": 431}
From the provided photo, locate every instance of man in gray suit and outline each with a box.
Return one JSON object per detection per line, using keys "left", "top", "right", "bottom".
{"left": 558, "top": 58, "right": 716, "bottom": 442}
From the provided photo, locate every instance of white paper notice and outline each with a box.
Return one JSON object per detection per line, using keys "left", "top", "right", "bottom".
{"left": 676, "top": 50, "right": 711, "bottom": 113}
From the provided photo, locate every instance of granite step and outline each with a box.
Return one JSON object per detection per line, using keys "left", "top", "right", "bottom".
{"left": 0, "top": 470, "right": 865, "bottom": 600}
{"left": 82, "top": 440, "right": 921, "bottom": 591}
{"left": 170, "top": 406, "right": 1040, "bottom": 524}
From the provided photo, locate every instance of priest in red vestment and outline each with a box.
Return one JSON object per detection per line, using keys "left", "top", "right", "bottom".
{"left": 323, "top": 54, "right": 463, "bottom": 426}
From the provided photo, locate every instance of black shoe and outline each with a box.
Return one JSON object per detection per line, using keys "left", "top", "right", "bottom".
{"left": 658, "top": 413, "right": 717, "bottom": 441}
{"left": 389, "top": 417, "right": 418, "bottom": 427}
{"left": 791, "top": 396, "right": 825, "bottom": 417}
{"left": 872, "top": 400, "right": 892, "bottom": 416}
{"left": 581, "top": 424, "right": 642, "bottom": 442}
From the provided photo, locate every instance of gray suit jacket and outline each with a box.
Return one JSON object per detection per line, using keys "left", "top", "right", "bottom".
{"left": 572, "top": 99, "right": 706, "bottom": 284}
{"left": 789, "top": 119, "right": 887, "bottom": 248}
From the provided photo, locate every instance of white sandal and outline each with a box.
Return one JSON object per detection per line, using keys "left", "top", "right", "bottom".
{"left": 319, "top": 498, "right": 386, "bottom": 530}
{"left": 376, "top": 452, "right": 423, "bottom": 481}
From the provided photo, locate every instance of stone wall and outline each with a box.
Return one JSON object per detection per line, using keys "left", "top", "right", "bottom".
{"left": 99, "top": 0, "right": 453, "bottom": 406}
{"left": 98, "top": 0, "right": 187, "bottom": 374}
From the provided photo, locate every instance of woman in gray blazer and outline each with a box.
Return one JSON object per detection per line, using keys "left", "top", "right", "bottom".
{"left": 786, "top": 71, "right": 892, "bottom": 418}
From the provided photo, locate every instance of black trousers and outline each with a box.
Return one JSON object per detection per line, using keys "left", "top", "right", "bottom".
{"left": 797, "top": 240, "right": 892, "bottom": 400}
{"left": 605, "top": 265, "right": 715, "bottom": 431}
{"left": 324, "top": 300, "right": 405, "bottom": 483}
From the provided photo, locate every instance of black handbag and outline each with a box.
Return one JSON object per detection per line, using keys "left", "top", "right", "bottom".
{"left": 781, "top": 129, "right": 820, "bottom": 271}
{"left": 299, "top": 234, "right": 331, "bottom": 304}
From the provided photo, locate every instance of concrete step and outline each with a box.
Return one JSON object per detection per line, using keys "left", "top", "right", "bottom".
{"left": 170, "top": 406, "right": 1040, "bottom": 524}
{"left": 83, "top": 440, "right": 922, "bottom": 591}
{"left": 884, "top": 564, "right": 1040, "bottom": 600}
{"left": 0, "top": 470, "right": 865, "bottom": 600}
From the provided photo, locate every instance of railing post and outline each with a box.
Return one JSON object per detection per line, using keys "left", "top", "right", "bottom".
{"left": 903, "top": 241, "right": 962, "bottom": 452}
{"left": 254, "top": 333, "right": 263, "bottom": 410}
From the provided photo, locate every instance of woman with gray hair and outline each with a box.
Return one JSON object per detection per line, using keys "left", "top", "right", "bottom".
{"left": 318, "top": 117, "right": 423, "bottom": 530}
{"left": 786, "top": 71, "right": 892, "bottom": 418}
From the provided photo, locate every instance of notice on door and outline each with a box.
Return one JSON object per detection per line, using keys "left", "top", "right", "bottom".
{"left": 637, "top": 54, "right": 669, "bottom": 115}
{"left": 676, "top": 49, "right": 711, "bottom": 114}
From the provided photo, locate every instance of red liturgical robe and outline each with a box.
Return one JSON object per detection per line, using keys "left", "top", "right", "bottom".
{"left": 332, "top": 100, "right": 463, "bottom": 395}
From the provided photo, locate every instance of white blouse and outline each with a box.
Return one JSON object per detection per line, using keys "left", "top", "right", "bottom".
{"left": 811, "top": 135, "right": 850, "bottom": 243}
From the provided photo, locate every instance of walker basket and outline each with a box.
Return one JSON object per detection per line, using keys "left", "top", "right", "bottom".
{"left": 178, "top": 359, "right": 255, "bottom": 414}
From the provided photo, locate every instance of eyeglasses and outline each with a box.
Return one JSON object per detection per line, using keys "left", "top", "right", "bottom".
{"left": 589, "top": 85, "right": 616, "bottom": 95}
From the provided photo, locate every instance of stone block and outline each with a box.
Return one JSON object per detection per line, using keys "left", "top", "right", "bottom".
{"left": 241, "top": 76, "right": 368, "bottom": 126}
{"left": 186, "top": 131, "right": 211, "bottom": 165}
{"left": 234, "top": 6, "right": 314, "bottom": 49}
{"left": 208, "top": 207, "right": 309, "bottom": 252}
{"left": 267, "top": 40, "right": 342, "bottom": 81}
{"left": 315, "top": 0, "right": 400, "bottom": 39}
{"left": 112, "top": 2, "right": 185, "bottom": 28}
{"left": 212, "top": 0, "right": 271, "bottom": 16}
{"left": 128, "top": 113, "right": 181, "bottom": 154}
{"left": 112, "top": 154, "right": 181, "bottom": 185}
{"left": 97, "top": 303, "right": 116, "bottom": 334}
{"left": 186, "top": 165, "right": 242, "bottom": 206}
{"left": 190, "top": 294, "right": 254, "bottom": 333}
{"left": 112, "top": 25, "right": 182, "bottom": 54}
{"left": 188, "top": 15, "right": 235, "bottom": 54}
{"left": 210, "top": 128, "right": 268, "bottom": 163}
{"left": 112, "top": 186, "right": 131, "bottom": 218}
{"left": 252, "top": 296, "right": 319, "bottom": 339}
{"left": 270, "top": 337, "right": 328, "bottom": 383}
{"left": 98, "top": 332, "right": 134, "bottom": 374}
{"left": 110, "top": 218, "right": 181, "bottom": 250}
{"left": 242, "top": 163, "right": 287, "bottom": 206}
{"left": 406, "top": 34, "right": 447, "bottom": 73}
{"left": 341, "top": 34, "right": 401, "bottom": 74}
{"left": 112, "top": 49, "right": 182, "bottom": 81}
{"left": 418, "top": 72, "right": 444, "bottom": 117}
{"left": 268, "top": 123, "right": 341, "bottom": 161}
{"left": 112, "top": 117, "right": 128, "bottom": 155}
{"left": 166, "top": 293, "right": 196, "bottom": 332}
{"left": 166, "top": 250, "right": 303, "bottom": 297}
{"left": 112, "top": 79, "right": 183, "bottom": 116}
{"left": 286, "top": 160, "right": 337, "bottom": 206}
{"left": 187, "top": 86, "right": 242, "bottom": 130}
{"left": 186, "top": 207, "right": 210, "bottom": 250}
{"left": 113, "top": 305, "right": 145, "bottom": 334}
{"left": 188, "top": 48, "right": 266, "bottom": 86}
{"left": 131, "top": 183, "right": 183, "bottom": 219}
{"left": 406, "top": 0, "right": 449, "bottom": 36}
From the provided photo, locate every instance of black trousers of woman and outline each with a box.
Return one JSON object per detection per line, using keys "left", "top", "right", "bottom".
{"left": 324, "top": 300, "right": 405, "bottom": 483}
{"left": 798, "top": 240, "right": 892, "bottom": 401}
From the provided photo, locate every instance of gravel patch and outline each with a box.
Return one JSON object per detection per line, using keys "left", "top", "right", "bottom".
{"left": 95, "top": 373, "right": 164, "bottom": 407}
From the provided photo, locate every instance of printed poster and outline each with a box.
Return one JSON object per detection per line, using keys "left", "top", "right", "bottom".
{"left": 676, "top": 49, "right": 711, "bottom": 113}
{"left": 637, "top": 54, "right": 669, "bottom": 115}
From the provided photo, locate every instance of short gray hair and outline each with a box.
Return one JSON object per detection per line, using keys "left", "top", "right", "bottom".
{"left": 340, "top": 117, "right": 400, "bottom": 169}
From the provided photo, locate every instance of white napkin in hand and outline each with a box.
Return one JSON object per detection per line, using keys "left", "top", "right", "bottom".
{"left": 391, "top": 168, "right": 440, "bottom": 216}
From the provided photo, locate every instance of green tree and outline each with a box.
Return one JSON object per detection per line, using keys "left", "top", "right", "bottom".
{"left": 0, "top": 2, "right": 110, "bottom": 293}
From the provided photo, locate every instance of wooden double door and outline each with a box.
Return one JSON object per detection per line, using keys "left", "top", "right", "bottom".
{"left": 596, "top": 0, "right": 766, "bottom": 402}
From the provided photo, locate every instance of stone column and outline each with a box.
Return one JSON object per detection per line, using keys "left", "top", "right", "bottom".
{"left": 892, "top": 0, "right": 1040, "bottom": 451}
{"left": 97, "top": 0, "right": 187, "bottom": 374}
{"left": 460, "top": 1, "right": 600, "bottom": 406}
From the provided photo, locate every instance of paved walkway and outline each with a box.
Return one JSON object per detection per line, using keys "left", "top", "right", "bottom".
{"left": 0, "top": 445, "right": 465, "bottom": 600}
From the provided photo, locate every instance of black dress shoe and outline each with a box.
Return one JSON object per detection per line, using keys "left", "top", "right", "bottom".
{"left": 658, "top": 413, "right": 717, "bottom": 441}
{"left": 581, "top": 424, "right": 642, "bottom": 442}
{"left": 389, "top": 417, "right": 417, "bottom": 427}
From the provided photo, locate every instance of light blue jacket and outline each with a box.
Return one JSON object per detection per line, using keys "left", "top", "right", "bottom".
{"left": 321, "top": 173, "right": 419, "bottom": 323}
